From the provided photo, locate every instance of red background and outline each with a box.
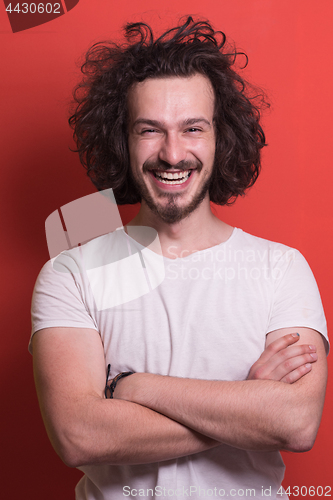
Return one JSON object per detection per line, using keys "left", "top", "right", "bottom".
{"left": 0, "top": 0, "right": 332, "bottom": 498}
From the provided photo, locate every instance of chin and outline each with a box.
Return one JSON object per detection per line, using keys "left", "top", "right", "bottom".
{"left": 145, "top": 193, "right": 207, "bottom": 224}
{"left": 137, "top": 169, "right": 213, "bottom": 224}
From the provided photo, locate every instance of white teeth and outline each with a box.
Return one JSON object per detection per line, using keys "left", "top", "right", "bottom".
{"left": 157, "top": 174, "right": 190, "bottom": 185}
{"left": 154, "top": 170, "right": 191, "bottom": 184}
{"left": 156, "top": 170, "right": 190, "bottom": 180}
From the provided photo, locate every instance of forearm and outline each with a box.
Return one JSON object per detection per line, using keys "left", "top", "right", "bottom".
{"left": 44, "top": 393, "right": 220, "bottom": 467}
{"left": 115, "top": 373, "right": 325, "bottom": 452}
{"left": 33, "top": 328, "right": 219, "bottom": 469}
{"left": 33, "top": 327, "right": 326, "bottom": 466}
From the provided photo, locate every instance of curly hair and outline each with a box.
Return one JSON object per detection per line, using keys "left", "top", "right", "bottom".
{"left": 69, "top": 16, "right": 268, "bottom": 205}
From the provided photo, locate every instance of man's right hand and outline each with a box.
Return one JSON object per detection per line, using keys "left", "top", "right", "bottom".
{"left": 247, "top": 333, "right": 317, "bottom": 383}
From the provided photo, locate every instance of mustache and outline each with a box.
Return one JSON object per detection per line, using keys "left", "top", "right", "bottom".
{"left": 143, "top": 159, "right": 202, "bottom": 172}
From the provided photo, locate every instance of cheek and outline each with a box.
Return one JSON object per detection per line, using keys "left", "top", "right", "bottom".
{"left": 129, "top": 140, "right": 159, "bottom": 167}
{"left": 194, "top": 141, "right": 216, "bottom": 164}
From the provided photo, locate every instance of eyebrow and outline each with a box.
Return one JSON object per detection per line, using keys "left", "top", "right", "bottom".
{"left": 132, "top": 117, "right": 212, "bottom": 128}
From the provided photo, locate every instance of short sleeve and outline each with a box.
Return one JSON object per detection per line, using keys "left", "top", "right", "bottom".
{"left": 267, "top": 249, "right": 329, "bottom": 353}
{"left": 30, "top": 256, "right": 99, "bottom": 353}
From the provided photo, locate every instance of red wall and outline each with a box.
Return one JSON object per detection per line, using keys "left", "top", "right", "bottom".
{"left": 0, "top": 1, "right": 332, "bottom": 497}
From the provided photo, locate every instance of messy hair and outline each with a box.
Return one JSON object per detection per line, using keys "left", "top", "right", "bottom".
{"left": 69, "top": 16, "right": 268, "bottom": 205}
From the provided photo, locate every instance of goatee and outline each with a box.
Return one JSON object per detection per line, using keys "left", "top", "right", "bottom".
{"left": 134, "top": 159, "right": 213, "bottom": 224}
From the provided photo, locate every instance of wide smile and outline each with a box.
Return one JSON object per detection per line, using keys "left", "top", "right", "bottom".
{"left": 149, "top": 169, "right": 195, "bottom": 190}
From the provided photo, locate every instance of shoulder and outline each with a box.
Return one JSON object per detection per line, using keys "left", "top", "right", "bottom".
{"left": 236, "top": 231, "right": 329, "bottom": 351}
{"left": 39, "top": 230, "right": 124, "bottom": 278}
{"left": 230, "top": 228, "right": 304, "bottom": 268}
{"left": 234, "top": 228, "right": 296, "bottom": 254}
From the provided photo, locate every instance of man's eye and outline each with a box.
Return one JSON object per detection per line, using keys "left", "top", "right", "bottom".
{"left": 141, "top": 129, "right": 158, "bottom": 134}
{"left": 187, "top": 128, "right": 201, "bottom": 133}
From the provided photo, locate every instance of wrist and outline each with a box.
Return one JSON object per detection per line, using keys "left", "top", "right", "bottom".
{"left": 114, "top": 372, "right": 157, "bottom": 405}
{"left": 105, "top": 365, "right": 135, "bottom": 399}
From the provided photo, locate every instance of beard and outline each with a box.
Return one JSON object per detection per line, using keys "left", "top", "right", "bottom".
{"left": 133, "top": 159, "right": 213, "bottom": 224}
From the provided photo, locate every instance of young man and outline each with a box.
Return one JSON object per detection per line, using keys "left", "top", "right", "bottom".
{"left": 31, "top": 18, "right": 328, "bottom": 499}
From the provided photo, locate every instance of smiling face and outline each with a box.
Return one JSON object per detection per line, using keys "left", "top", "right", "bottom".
{"left": 127, "top": 74, "right": 216, "bottom": 224}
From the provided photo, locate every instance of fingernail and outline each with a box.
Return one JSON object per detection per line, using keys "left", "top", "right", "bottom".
{"left": 305, "top": 363, "right": 312, "bottom": 369}
{"left": 292, "top": 333, "right": 300, "bottom": 337}
{"left": 310, "top": 353, "right": 317, "bottom": 360}
{"left": 309, "top": 345, "right": 316, "bottom": 351}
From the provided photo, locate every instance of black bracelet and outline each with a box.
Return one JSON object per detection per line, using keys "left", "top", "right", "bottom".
{"left": 104, "top": 364, "right": 134, "bottom": 399}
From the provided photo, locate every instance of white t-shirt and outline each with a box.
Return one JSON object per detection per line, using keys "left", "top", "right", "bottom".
{"left": 30, "top": 227, "right": 328, "bottom": 500}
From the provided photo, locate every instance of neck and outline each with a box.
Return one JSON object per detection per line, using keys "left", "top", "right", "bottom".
{"left": 127, "top": 197, "right": 233, "bottom": 259}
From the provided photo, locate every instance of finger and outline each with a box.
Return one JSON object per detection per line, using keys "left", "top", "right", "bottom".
{"left": 249, "top": 344, "right": 317, "bottom": 380}
{"left": 269, "top": 351, "right": 317, "bottom": 382}
{"left": 280, "top": 363, "right": 313, "bottom": 384}
{"left": 264, "top": 344, "right": 317, "bottom": 376}
{"left": 258, "top": 333, "right": 300, "bottom": 365}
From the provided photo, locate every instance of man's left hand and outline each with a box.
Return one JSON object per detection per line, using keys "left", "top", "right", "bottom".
{"left": 247, "top": 333, "right": 317, "bottom": 383}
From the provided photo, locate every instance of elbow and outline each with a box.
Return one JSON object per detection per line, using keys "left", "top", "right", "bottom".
{"left": 59, "top": 448, "right": 83, "bottom": 469}
{"left": 57, "top": 441, "right": 99, "bottom": 469}
{"left": 52, "top": 433, "right": 87, "bottom": 469}
{"left": 49, "top": 423, "right": 97, "bottom": 468}
{"left": 286, "top": 434, "right": 316, "bottom": 453}
{"left": 53, "top": 423, "right": 122, "bottom": 468}
{"left": 283, "top": 416, "right": 320, "bottom": 453}
{"left": 278, "top": 386, "right": 325, "bottom": 453}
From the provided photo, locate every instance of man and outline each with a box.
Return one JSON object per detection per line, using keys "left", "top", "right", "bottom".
{"left": 31, "top": 17, "right": 328, "bottom": 499}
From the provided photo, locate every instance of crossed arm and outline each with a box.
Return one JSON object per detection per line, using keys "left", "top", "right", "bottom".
{"left": 32, "top": 326, "right": 327, "bottom": 468}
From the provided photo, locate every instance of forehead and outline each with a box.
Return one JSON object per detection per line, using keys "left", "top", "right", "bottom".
{"left": 127, "top": 74, "right": 215, "bottom": 123}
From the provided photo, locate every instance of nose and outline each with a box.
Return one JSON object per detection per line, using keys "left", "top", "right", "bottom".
{"left": 158, "top": 132, "right": 187, "bottom": 167}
